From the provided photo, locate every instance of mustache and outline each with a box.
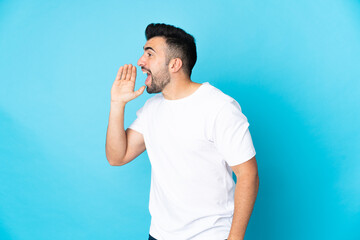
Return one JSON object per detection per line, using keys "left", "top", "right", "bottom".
{"left": 141, "top": 67, "right": 152, "bottom": 74}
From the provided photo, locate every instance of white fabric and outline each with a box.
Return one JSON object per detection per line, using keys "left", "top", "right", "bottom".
{"left": 128, "top": 82, "right": 256, "bottom": 240}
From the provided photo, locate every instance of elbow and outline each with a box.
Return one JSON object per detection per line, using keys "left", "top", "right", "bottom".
{"left": 107, "top": 157, "right": 124, "bottom": 166}
{"left": 105, "top": 144, "right": 126, "bottom": 166}
{"left": 108, "top": 160, "right": 120, "bottom": 166}
{"left": 105, "top": 151, "right": 124, "bottom": 166}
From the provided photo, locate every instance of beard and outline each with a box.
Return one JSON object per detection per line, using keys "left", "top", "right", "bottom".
{"left": 146, "top": 67, "right": 171, "bottom": 94}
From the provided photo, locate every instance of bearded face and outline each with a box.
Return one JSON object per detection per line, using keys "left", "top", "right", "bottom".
{"left": 138, "top": 37, "right": 174, "bottom": 94}
{"left": 142, "top": 64, "right": 171, "bottom": 94}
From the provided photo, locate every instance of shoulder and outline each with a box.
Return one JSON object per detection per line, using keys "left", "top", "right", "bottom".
{"left": 201, "top": 83, "right": 249, "bottom": 142}
{"left": 202, "top": 83, "right": 241, "bottom": 113}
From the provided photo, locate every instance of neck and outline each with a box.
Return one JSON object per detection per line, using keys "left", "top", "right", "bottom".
{"left": 161, "top": 76, "right": 202, "bottom": 100}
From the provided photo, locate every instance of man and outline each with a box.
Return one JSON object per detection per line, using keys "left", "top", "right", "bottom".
{"left": 105, "top": 23, "right": 259, "bottom": 240}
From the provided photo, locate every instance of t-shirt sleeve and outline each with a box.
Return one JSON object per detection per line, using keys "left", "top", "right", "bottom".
{"left": 213, "top": 100, "right": 256, "bottom": 166}
{"left": 128, "top": 105, "right": 145, "bottom": 135}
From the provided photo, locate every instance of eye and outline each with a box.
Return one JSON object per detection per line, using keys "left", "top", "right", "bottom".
{"left": 147, "top": 52, "right": 152, "bottom": 57}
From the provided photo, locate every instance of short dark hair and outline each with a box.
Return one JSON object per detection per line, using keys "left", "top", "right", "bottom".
{"left": 145, "top": 23, "right": 197, "bottom": 76}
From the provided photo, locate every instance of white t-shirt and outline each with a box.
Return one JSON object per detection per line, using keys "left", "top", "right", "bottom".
{"left": 128, "top": 82, "right": 256, "bottom": 240}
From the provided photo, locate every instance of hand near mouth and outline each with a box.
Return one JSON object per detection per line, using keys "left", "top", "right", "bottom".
{"left": 111, "top": 64, "right": 146, "bottom": 105}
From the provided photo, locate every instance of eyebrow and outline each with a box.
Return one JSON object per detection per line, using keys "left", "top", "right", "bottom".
{"left": 143, "top": 46, "right": 156, "bottom": 52}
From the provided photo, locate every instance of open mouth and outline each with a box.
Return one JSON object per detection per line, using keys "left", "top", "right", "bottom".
{"left": 141, "top": 67, "right": 151, "bottom": 75}
{"left": 142, "top": 68, "right": 152, "bottom": 86}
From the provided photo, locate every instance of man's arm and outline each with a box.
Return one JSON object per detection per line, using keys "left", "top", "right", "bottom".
{"left": 105, "top": 64, "right": 146, "bottom": 166}
{"left": 227, "top": 156, "right": 259, "bottom": 240}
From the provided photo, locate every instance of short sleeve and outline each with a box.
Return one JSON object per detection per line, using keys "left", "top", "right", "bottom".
{"left": 213, "top": 100, "right": 256, "bottom": 166}
{"left": 128, "top": 106, "right": 145, "bottom": 135}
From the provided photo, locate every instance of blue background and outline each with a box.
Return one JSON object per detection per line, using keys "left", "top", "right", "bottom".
{"left": 1, "top": 0, "right": 359, "bottom": 239}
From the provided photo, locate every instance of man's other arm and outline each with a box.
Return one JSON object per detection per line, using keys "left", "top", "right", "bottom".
{"left": 105, "top": 64, "right": 146, "bottom": 166}
{"left": 227, "top": 156, "right": 259, "bottom": 240}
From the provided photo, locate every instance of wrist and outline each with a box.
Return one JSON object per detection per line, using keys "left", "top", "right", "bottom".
{"left": 110, "top": 101, "right": 126, "bottom": 109}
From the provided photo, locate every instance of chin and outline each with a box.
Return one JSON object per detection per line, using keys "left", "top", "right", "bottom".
{"left": 146, "top": 86, "right": 161, "bottom": 94}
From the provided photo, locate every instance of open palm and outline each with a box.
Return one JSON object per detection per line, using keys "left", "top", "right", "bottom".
{"left": 111, "top": 64, "right": 146, "bottom": 104}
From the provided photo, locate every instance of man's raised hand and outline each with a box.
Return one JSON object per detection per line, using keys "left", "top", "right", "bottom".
{"left": 111, "top": 64, "right": 146, "bottom": 105}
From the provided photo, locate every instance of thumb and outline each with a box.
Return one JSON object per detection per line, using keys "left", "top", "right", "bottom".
{"left": 134, "top": 85, "right": 146, "bottom": 98}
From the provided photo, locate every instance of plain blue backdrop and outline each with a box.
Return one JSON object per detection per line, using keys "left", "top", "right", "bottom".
{"left": 1, "top": 0, "right": 359, "bottom": 239}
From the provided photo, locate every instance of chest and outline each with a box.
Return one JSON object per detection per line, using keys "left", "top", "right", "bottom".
{"left": 145, "top": 102, "right": 212, "bottom": 148}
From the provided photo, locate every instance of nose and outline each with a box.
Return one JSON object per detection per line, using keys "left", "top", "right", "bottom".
{"left": 137, "top": 54, "right": 145, "bottom": 67}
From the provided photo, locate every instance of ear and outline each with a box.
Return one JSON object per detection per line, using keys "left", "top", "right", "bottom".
{"left": 168, "top": 58, "right": 183, "bottom": 73}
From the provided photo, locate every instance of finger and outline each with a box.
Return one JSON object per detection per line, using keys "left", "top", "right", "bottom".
{"left": 115, "top": 66, "right": 123, "bottom": 81}
{"left": 121, "top": 64, "right": 128, "bottom": 80}
{"left": 134, "top": 85, "right": 146, "bottom": 97}
{"left": 130, "top": 66, "right": 137, "bottom": 82}
{"left": 125, "top": 64, "right": 132, "bottom": 80}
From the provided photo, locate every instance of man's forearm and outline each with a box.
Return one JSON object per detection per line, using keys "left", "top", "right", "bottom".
{"left": 105, "top": 102, "right": 127, "bottom": 165}
{"left": 227, "top": 174, "right": 259, "bottom": 240}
